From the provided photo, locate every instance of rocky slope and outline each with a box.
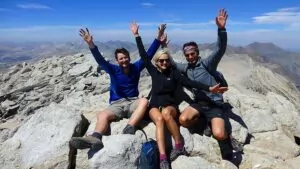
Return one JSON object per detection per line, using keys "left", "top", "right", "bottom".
{"left": 0, "top": 50, "right": 299, "bottom": 169}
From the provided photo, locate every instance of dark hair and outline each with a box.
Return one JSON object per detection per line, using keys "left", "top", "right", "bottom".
{"left": 114, "top": 48, "right": 130, "bottom": 60}
{"left": 182, "top": 41, "right": 199, "bottom": 55}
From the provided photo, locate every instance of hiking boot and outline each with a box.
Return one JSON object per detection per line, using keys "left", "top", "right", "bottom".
{"left": 170, "top": 148, "right": 187, "bottom": 161}
{"left": 230, "top": 135, "right": 244, "bottom": 152}
{"left": 122, "top": 124, "right": 137, "bottom": 135}
{"left": 69, "top": 135, "right": 103, "bottom": 149}
{"left": 218, "top": 139, "right": 234, "bottom": 161}
{"left": 160, "top": 160, "right": 170, "bottom": 169}
{"left": 87, "top": 143, "right": 103, "bottom": 159}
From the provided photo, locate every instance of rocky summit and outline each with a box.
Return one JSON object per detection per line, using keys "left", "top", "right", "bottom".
{"left": 0, "top": 49, "right": 299, "bottom": 169}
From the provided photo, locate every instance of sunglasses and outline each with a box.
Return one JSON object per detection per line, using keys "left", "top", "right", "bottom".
{"left": 158, "top": 58, "right": 170, "bottom": 63}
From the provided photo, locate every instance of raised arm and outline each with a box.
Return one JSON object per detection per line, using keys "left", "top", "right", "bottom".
{"left": 134, "top": 24, "right": 166, "bottom": 71}
{"left": 202, "top": 9, "right": 228, "bottom": 72}
{"left": 159, "top": 33, "right": 187, "bottom": 73}
{"left": 131, "top": 22, "right": 156, "bottom": 74}
{"left": 80, "top": 28, "right": 114, "bottom": 73}
{"left": 173, "top": 69, "right": 228, "bottom": 93}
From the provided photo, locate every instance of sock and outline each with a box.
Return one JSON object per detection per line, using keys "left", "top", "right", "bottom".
{"left": 91, "top": 132, "right": 102, "bottom": 140}
{"left": 160, "top": 154, "right": 167, "bottom": 161}
{"left": 175, "top": 142, "right": 184, "bottom": 150}
{"left": 218, "top": 138, "right": 233, "bottom": 159}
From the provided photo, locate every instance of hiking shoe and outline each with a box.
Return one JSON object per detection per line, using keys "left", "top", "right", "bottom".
{"left": 230, "top": 135, "right": 244, "bottom": 152}
{"left": 170, "top": 148, "right": 187, "bottom": 161}
{"left": 222, "top": 152, "right": 233, "bottom": 161}
{"left": 122, "top": 124, "right": 137, "bottom": 135}
{"left": 218, "top": 139, "right": 234, "bottom": 161}
{"left": 87, "top": 143, "right": 104, "bottom": 159}
{"left": 69, "top": 135, "right": 103, "bottom": 149}
{"left": 160, "top": 160, "right": 170, "bottom": 169}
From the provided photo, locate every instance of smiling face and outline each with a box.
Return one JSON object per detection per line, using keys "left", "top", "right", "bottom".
{"left": 184, "top": 49, "right": 198, "bottom": 64}
{"left": 156, "top": 53, "right": 170, "bottom": 70}
{"left": 182, "top": 42, "right": 200, "bottom": 64}
{"left": 116, "top": 53, "right": 130, "bottom": 68}
{"left": 115, "top": 48, "right": 130, "bottom": 68}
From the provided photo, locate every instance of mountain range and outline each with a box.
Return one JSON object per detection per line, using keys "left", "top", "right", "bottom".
{"left": 0, "top": 41, "right": 299, "bottom": 88}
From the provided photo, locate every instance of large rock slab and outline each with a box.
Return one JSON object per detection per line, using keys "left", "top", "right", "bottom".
{"left": 240, "top": 153, "right": 294, "bottom": 169}
{"left": 243, "top": 130, "right": 300, "bottom": 160}
{"left": 0, "top": 102, "right": 85, "bottom": 169}
{"left": 172, "top": 156, "right": 219, "bottom": 169}
{"left": 91, "top": 134, "right": 143, "bottom": 169}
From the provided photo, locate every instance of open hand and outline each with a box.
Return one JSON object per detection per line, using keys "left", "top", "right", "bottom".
{"left": 131, "top": 21, "right": 139, "bottom": 36}
{"left": 157, "top": 24, "right": 167, "bottom": 40}
{"left": 79, "top": 28, "right": 93, "bottom": 44}
{"left": 216, "top": 9, "right": 228, "bottom": 29}
{"left": 209, "top": 83, "right": 228, "bottom": 93}
{"left": 160, "top": 33, "right": 170, "bottom": 47}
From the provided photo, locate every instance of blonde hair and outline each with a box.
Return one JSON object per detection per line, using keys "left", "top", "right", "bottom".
{"left": 151, "top": 48, "right": 174, "bottom": 69}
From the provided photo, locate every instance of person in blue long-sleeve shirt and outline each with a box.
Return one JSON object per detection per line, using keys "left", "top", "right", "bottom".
{"left": 70, "top": 24, "right": 165, "bottom": 159}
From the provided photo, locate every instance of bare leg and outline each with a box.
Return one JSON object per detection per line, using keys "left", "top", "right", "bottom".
{"left": 128, "top": 98, "right": 148, "bottom": 126}
{"left": 179, "top": 106, "right": 200, "bottom": 127}
{"left": 149, "top": 108, "right": 166, "bottom": 155}
{"left": 211, "top": 117, "right": 227, "bottom": 140}
{"left": 161, "top": 106, "right": 181, "bottom": 144}
{"left": 94, "top": 109, "right": 117, "bottom": 133}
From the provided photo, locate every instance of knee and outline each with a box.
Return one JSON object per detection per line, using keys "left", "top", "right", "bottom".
{"left": 155, "top": 115, "right": 164, "bottom": 126}
{"left": 97, "top": 111, "right": 110, "bottom": 122}
{"left": 213, "top": 128, "right": 227, "bottom": 141}
{"left": 162, "top": 110, "right": 172, "bottom": 121}
{"left": 179, "top": 115, "right": 188, "bottom": 126}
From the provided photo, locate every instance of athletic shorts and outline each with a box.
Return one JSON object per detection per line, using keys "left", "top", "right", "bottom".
{"left": 107, "top": 97, "right": 139, "bottom": 120}
{"left": 189, "top": 101, "right": 224, "bottom": 121}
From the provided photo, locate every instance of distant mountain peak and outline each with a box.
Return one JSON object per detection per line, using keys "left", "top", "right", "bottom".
{"left": 246, "top": 42, "right": 283, "bottom": 51}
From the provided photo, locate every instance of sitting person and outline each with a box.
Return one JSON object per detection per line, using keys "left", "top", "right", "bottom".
{"left": 69, "top": 24, "right": 166, "bottom": 159}
{"left": 132, "top": 22, "right": 227, "bottom": 169}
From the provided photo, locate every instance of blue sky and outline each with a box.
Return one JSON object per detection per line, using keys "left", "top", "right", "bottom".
{"left": 0, "top": 0, "right": 299, "bottom": 49}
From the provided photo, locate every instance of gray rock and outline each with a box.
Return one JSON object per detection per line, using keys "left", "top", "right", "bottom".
{"left": 68, "top": 63, "right": 92, "bottom": 77}
{"left": 91, "top": 134, "right": 143, "bottom": 169}
{"left": 0, "top": 102, "right": 83, "bottom": 169}
{"left": 242, "top": 109, "right": 277, "bottom": 133}
{"left": 286, "top": 156, "right": 300, "bottom": 169}
{"left": 190, "top": 134, "right": 221, "bottom": 163}
{"left": 240, "top": 153, "right": 294, "bottom": 169}
{"left": 266, "top": 92, "right": 300, "bottom": 136}
{"left": 244, "top": 130, "right": 300, "bottom": 160}
{"left": 172, "top": 156, "right": 218, "bottom": 169}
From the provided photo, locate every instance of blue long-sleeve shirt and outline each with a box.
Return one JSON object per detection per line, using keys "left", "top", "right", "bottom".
{"left": 175, "top": 28, "right": 227, "bottom": 102}
{"left": 90, "top": 39, "right": 161, "bottom": 103}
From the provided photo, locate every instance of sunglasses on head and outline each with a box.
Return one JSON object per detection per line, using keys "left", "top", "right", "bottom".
{"left": 158, "top": 58, "right": 170, "bottom": 63}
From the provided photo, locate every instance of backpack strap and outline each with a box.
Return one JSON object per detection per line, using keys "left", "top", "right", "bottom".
{"left": 200, "top": 61, "right": 212, "bottom": 75}
{"left": 137, "top": 127, "right": 148, "bottom": 141}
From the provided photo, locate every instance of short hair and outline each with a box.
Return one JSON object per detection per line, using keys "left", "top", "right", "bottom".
{"left": 182, "top": 41, "right": 199, "bottom": 55}
{"left": 114, "top": 48, "right": 130, "bottom": 60}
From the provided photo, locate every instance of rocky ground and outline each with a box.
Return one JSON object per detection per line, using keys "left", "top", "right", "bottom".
{"left": 0, "top": 51, "right": 299, "bottom": 169}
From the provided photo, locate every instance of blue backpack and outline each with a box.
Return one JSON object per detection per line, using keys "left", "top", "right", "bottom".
{"left": 138, "top": 129, "right": 159, "bottom": 169}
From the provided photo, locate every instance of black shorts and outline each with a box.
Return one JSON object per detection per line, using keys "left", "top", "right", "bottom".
{"left": 190, "top": 102, "right": 224, "bottom": 121}
{"left": 145, "top": 104, "right": 180, "bottom": 122}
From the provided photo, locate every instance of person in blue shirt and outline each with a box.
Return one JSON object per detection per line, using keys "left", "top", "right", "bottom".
{"left": 70, "top": 23, "right": 166, "bottom": 159}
